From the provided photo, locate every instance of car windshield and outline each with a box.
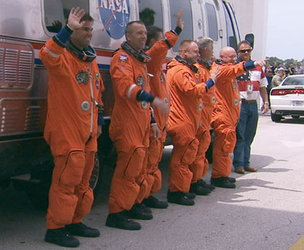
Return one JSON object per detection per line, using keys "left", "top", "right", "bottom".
{"left": 282, "top": 76, "right": 304, "bottom": 86}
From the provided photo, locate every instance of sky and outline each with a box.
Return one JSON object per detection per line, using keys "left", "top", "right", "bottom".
{"left": 266, "top": 0, "right": 304, "bottom": 61}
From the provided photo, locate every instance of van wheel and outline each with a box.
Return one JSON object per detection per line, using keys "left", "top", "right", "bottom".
{"left": 271, "top": 112, "right": 282, "bottom": 122}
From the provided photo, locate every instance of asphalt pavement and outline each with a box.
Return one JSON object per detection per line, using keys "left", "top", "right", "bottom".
{"left": 1, "top": 114, "right": 304, "bottom": 250}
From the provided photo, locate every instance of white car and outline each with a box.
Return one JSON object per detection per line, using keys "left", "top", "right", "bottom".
{"left": 270, "top": 75, "right": 304, "bottom": 122}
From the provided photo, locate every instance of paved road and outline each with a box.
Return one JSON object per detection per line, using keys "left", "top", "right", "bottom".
{"left": 1, "top": 114, "right": 304, "bottom": 250}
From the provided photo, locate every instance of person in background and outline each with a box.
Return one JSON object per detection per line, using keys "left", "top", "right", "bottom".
{"left": 142, "top": 11, "right": 183, "bottom": 209}
{"left": 210, "top": 46, "right": 266, "bottom": 189}
{"left": 40, "top": 8, "right": 103, "bottom": 247}
{"left": 271, "top": 61, "right": 278, "bottom": 75}
{"left": 233, "top": 40, "right": 269, "bottom": 174}
{"left": 287, "top": 63, "right": 295, "bottom": 76}
{"left": 271, "top": 68, "right": 285, "bottom": 88}
{"left": 105, "top": 21, "right": 169, "bottom": 231}
{"left": 295, "top": 62, "right": 304, "bottom": 75}
{"left": 166, "top": 40, "right": 218, "bottom": 205}
{"left": 265, "top": 64, "right": 273, "bottom": 106}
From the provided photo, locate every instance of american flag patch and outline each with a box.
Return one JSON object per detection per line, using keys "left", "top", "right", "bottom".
{"left": 119, "top": 55, "right": 128, "bottom": 61}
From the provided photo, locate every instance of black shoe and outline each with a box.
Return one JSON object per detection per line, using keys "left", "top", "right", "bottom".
{"left": 197, "top": 179, "right": 215, "bottom": 191}
{"left": 227, "top": 177, "right": 236, "bottom": 183}
{"left": 65, "top": 222, "right": 100, "bottom": 238}
{"left": 167, "top": 191, "right": 195, "bottom": 206}
{"left": 210, "top": 177, "right": 236, "bottom": 189}
{"left": 45, "top": 228, "right": 80, "bottom": 247}
{"left": 190, "top": 182, "right": 211, "bottom": 195}
{"left": 106, "top": 211, "right": 141, "bottom": 230}
{"left": 185, "top": 192, "right": 196, "bottom": 199}
{"left": 127, "top": 204, "right": 153, "bottom": 220}
{"left": 143, "top": 196, "right": 168, "bottom": 209}
{"left": 139, "top": 203, "right": 152, "bottom": 214}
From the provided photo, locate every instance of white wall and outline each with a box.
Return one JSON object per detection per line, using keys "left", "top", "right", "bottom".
{"left": 226, "top": 0, "right": 268, "bottom": 60}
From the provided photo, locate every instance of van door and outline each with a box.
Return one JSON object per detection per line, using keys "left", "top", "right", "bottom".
{"left": 167, "top": 0, "right": 193, "bottom": 52}
{"left": 221, "top": 0, "right": 241, "bottom": 50}
{"left": 201, "top": 0, "right": 223, "bottom": 56}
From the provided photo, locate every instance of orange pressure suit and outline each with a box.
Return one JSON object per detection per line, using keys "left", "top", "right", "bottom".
{"left": 167, "top": 58, "right": 208, "bottom": 193}
{"left": 145, "top": 31, "right": 179, "bottom": 196}
{"left": 211, "top": 61, "right": 248, "bottom": 178}
{"left": 189, "top": 61, "right": 216, "bottom": 182}
{"left": 40, "top": 38, "right": 104, "bottom": 229}
{"left": 108, "top": 45, "right": 152, "bottom": 214}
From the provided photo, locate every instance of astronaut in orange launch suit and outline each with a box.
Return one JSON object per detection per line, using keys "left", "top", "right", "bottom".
{"left": 142, "top": 11, "right": 183, "bottom": 209}
{"left": 40, "top": 8, "right": 103, "bottom": 248}
{"left": 105, "top": 21, "right": 169, "bottom": 231}
{"left": 210, "top": 46, "right": 266, "bottom": 189}
{"left": 166, "top": 40, "right": 218, "bottom": 206}
{"left": 189, "top": 37, "right": 217, "bottom": 195}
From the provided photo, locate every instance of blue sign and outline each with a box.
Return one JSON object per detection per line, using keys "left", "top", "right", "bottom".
{"left": 98, "top": 0, "right": 130, "bottom": 40}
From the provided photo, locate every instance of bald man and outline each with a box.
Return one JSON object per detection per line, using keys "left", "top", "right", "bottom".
{"left": 106, "top": 21, "right": 169, "bottom": 230}
{"left": 166, "top": 40, "right": 218, "bottom": 205}
{"left": 210, "top": 46, "right": 265, "bottom": 188}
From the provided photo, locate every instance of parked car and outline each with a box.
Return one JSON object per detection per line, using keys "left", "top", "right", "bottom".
{"left": 270, "top": 75, "right": 304, "bottom": 122}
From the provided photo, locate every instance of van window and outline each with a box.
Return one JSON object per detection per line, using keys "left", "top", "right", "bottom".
{"left": 139, "top": 0, "right": 163, "bottom": 28}
{"left": 169, "top": 0, "right": 193, "bottom": 51}
{"left": 205, "top": 3, "right": 218, "bottom": 41}
{"left": 223, "top": 3, "right": 238, "bottom": 49}
{"left": 44, "top": 0, "right": 89, "bottom": 33}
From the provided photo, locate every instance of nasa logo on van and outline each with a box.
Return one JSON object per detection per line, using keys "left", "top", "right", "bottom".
{"left": 98, "top": 0, "right": 130, "bottom": 40}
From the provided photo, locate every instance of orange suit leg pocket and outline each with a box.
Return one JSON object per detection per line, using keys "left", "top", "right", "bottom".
{"left": 181, "top": 138, "right": 199, "bottom": 165}
{"left": 148, "top": 139, "right": 163, "bottom": 167}
{"left": 222, "top": 129, "right": 236, "bottom": 153}
{"left": 72, "top": 188, "right": 94, "bottom": 224}
{"left": 109, "top": 147, "right": 147, "bottom": 213}
{"left": 124, "top": 147, "right": 146, "bottom": 180}
{"left": 60, "top": 151, "right": 86, "bottom": 187}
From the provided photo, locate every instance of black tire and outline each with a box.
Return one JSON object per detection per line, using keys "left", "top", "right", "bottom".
{"left": 90, "top": 153, "right": 102, "bottom": 191}
{"left": 271, "top": 112, "right": 282, "bottom": 122}
{"left": 206, "top": 129, "right": 214, "bottom": 164}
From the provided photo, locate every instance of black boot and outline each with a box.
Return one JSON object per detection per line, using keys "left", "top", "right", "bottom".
{"left": 65, "top": 222, "right": 100, "bottom": 237}
{"left": 143, "top": 196, "right": 168, "bottom": 209}
{"left": 106, "top": 211, "right": 141, "bottom": 230}
{"left": 167, "top": 191, "right": 195, "bottom": 206}
{"left": 127, "top": 203, "right": 153, "bottom": 220}
{"left": 210, "top": 177, "right": 236, "bottom": 188}
{"left": 190, "top": 182, "right": 211, "bottom": 195}
{"left": 45, "top": 227, "right": 80, "bottom": 247}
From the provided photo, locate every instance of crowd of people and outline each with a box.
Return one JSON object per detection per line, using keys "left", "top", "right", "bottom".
{"left": 40, "top": 7, "right": 271, "bottom": 248}
{"left": 264, "top": 60, "right": 303, "bottom": 105}
{"left": 265, "top": 61, "right": 304, "bottom": 89}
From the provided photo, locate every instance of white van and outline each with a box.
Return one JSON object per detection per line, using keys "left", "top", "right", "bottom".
{"left": 0, "top": 0, "right": 247, "bottom": 203}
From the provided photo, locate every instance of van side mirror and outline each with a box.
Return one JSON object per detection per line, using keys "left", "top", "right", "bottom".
{"left": 245, "top": 33, "right": 255, "bottom": 49}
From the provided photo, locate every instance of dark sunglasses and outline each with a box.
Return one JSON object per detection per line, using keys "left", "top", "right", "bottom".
{"left": 239, "top": 49, "right": 252, "bottom": 53}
